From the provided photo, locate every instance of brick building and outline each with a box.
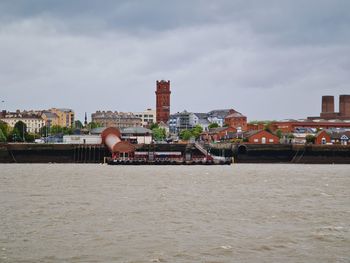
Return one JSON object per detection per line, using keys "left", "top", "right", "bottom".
{"left": 201, "top": 126, "right": 237, "bottom": 142}
{"left": 224, "top": 111, "right": 247, "bottom": 131}
{"left": 308, "top": 94, "right": 350, "bottom": 120}
{"left": 271, "top": 119, "right": 350, "bottom": 133}
{"left": 91, "top": 111, "right": 142, "bottom": 128}
{"left": 155, "top": 80, "right": 171, "bottom": 123}
{"left": 245, "top": 130, "right": 280, "bottom": 144}
{"left": 315, "top": 130, "right": 331, "bottom": 145}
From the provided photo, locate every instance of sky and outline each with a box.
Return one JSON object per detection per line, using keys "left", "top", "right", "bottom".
{"left": 0, "top": 0, "right": 349, "bottom": 122}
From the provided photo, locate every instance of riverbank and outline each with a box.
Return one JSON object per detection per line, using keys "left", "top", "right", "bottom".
{"left": 0, "top": 143, "right": 350, "bottom": 164}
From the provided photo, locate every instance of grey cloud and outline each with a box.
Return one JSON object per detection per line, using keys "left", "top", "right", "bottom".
{"left": 0, "top": 1, "right": 349, "bottom": 121}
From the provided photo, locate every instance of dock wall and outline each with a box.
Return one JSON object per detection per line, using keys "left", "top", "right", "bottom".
{"left": 0, "top": 143, "right": 349, "bottom": 164}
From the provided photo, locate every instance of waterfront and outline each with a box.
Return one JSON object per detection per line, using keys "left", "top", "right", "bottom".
{"left": 0, "top": 164, "right": 349, "bottom": 262}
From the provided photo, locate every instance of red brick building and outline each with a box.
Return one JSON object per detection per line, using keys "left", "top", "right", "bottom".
{"left": 201, "top": 127, "right": 237, "bottom": 142}
{"left": 271, "top": 120, "right": 350, "bottom": 133}
{"left": 245, "top": 130, "right": 280, "bottom": 144}
{"left": 155, "top": 80, "right": 171, "bottom": 123}
{"left": 224, "top": 111, "right": 247, "bottom": 131}
{"left": 308, "top": 94, "right": 350, "bottom": 120}
{"left": 247, "top": 122, "right": 265, "bottom": 131}
{"left": 315, "top": 130, "right": 331, "bottom": 145}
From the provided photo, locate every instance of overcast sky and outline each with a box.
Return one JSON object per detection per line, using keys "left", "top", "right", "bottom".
{"left": 0, "top": 0, "right": 349, "bottom": 121}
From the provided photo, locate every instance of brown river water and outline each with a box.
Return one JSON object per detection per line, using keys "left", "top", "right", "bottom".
{"left": 0, "top": 164, "right": 349, "bottom": 263}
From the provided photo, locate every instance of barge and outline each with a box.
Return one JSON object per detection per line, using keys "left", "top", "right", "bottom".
{"left": 102, "top": 127, "right": 232, "bottom": 165}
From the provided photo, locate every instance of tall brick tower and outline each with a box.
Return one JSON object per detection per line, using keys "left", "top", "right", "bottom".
{"left": 321, "top": 95, "right": 334, "bottom": 114}
{"left": 155, "top": 80, "right": 171, "bottom": 123}
{"left": 339, "top": 95, "right": 350, "bottom": 117}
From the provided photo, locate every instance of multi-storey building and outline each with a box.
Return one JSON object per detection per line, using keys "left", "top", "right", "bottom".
{"left": 41, "top": 111, "right": 59, "bottom": 128}
{"left": 170, "top": 108, "right": 247, "bottom": 134}
{"left": 49, "top": 108, "right": 75, "bottom": 128}
{"left": 169, "top": 111, "right": 191, "bottom": 134}
{"left": 91, "top": 111, "right": 142, "bottom": 128}
{"left": 207, "top": 109, "right": 233, "bottom": 127}
{"left": 134, "top": 109, "right": 156, "bottom": 127}
{"left": 0, "top": 110, "right": 45, "bottom": 133}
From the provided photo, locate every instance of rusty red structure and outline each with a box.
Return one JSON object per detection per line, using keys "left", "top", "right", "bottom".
{"left": 155, "top": 80, "right": 171, "bottom": 123}
{"left": 101, "top": 127, "right": 135, "bottom": 159}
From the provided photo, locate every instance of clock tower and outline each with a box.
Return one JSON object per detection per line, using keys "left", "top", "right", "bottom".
{"left": 155, "top": 80, "right": 171, "bottom": 123}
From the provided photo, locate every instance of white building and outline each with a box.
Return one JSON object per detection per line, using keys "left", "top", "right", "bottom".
{"left": 63, "top": 135, "right": 102, "bottom": 144}
{"left": 0, "top": 111, "right": 45, "bottom": 133}
{"left": 121, "top": 127, "right": 153, "bottom": 144}
{"left": 134, "top": 109, "right": 156, "bottom": 127}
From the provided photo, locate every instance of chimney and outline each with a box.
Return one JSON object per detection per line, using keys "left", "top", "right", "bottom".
{"left": 339, "top": 95, "right": 350, "bottom": 117}
{"left": 321, "top": 96, "right": 334, "bottom": 114}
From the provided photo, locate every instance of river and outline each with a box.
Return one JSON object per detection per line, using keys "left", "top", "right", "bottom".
{"left": 0, "top": 164, "right": 349, "bottom": 262}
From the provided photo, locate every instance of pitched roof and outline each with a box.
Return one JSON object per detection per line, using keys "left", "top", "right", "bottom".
{"left": 329, "top": 130, "right": 350, "bottom": 139}
{"left": 42, "top": 111, "right": 58, "bottom": 119}
{"left": 207, "top": 127, "right": 235, "bottom": 134}
{"left": 243, "top": 129, "right": 278, "bottom": 138}
{"left": 193, "top": 113, "right": 208, "bottom": 119}
{"left": 208, "top": 109, "right": 233, "bottom": 118}
{"left": 225, "top": 112, "right": 246, "bottom": 118}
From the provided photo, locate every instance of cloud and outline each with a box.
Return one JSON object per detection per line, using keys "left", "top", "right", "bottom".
{"left": 0, "top": 0, "right": 349, "bottom": 121}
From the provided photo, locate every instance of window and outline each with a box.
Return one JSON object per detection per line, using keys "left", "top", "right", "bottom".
{"left": 269, "top": 139, "right": 274, "bottom": 143}
{"left": 254, "top": 139, "right": 259, "bottom": 142}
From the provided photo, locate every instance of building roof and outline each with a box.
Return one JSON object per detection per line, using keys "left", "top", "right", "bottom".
{"left": 1, "top": 111, "right": 42, "bottom": 119}
{"left": 158, "top": 121, "right": 169, "bottom": 128}
{"left": 207, "top": 127, "right": 235, "bottom": 134}
{"left": 243, "top": 129, "right": 278, "bottom": 138}
{"left": 92, "top": 111, "right": 141, "bottom": 120}
{"left": 121, "top": 126, "right": 152, "bottom": 135}
{"left": 56, "top": 108, "right": 73, "bottom": 112}
{"left": 208, "top": 109, "right": 233, "bottom": 118}
{"left": 326, "top": 130, "right": 350, "bottom": 139}
{"left": 225, "top": 112, "right": 246, "bottom": 118}
{"left": 42, "top": 111, "right": 58, "bottom": 119}
{"left": 193, "top": 113, "right": 208, "bottom": 119}
{"left": 198, "top": 119, "right": 210, "bottom": 125}
{"left": 90, "top": 127, "right": 106, "bottom": 135}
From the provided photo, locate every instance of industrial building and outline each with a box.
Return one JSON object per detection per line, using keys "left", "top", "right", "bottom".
{"left": 308, "top": 95, "right": 350, "bottom": 120}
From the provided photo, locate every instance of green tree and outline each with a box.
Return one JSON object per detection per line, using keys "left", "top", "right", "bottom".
{"left": 287, "top": 133, "right": 295, "bottom": 139}
{"left": 14, "top": 121, "right": 27, "bottom": 141}
{"left": 40, "top": 126, "right": 50, "bottom": 137}
{"left": 0, "top": 128, "right": 6, "bottom": 142}
{"left": 191, "top": 125, "right": 203, "bottom": 139}
{"left": 152, "top": 127, "right": 166, "bottom": 141}
{"left": 0, "top": 121, "right": 9, "bottom": 138}
{"left": 276, "top": 129, "right": 283, "bottom": 139}
{"left": 305, "top": 135, "right": 316, "bottom": 144}
{"left": 9, "top": 128, "right": 21, "bottom": 142}
{"left": 50, "top": 125, "right": 63, "bottom": 135}
{"left": 25, "top": 133, "right": 35, "bottom": 142}
{"left": 180, "top": 129, "right": 193, "bottom": 141}
{"left": 149, "top": 123, "right": 159, "bottom": 130}
{"left": 88, "top": 122, "right": 101, "bottom": 130}
{"left": 74, "top": 120, "right": 83, "bottom": 129}
{"left": 208, "top": 123, "right": 219, "bottom": 129}
{"left": 62, "top": 127, "right": 74, "bottom": 135}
